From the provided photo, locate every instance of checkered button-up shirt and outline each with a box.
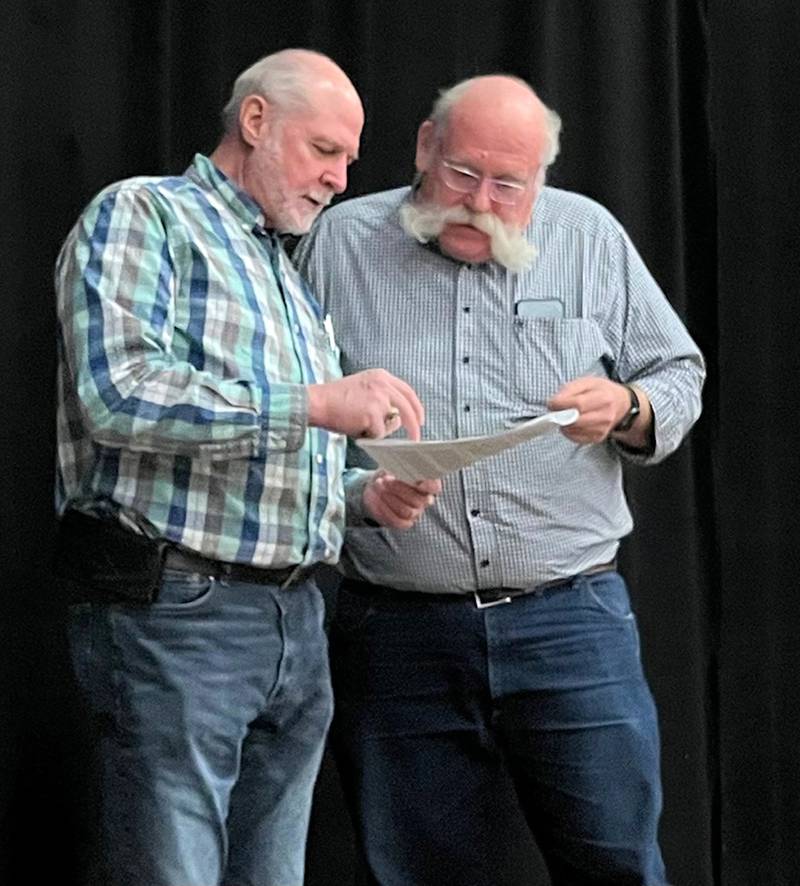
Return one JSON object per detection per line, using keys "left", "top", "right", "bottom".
{"left": 56, "top": 153, "right": 345, "bottom": 569}
{"left": 295, "top": 186, "right": 705, "bottom": 592}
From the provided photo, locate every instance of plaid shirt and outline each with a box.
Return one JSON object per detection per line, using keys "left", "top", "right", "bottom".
{"left": 56, "top": 154, "right": 345, "bottom": 569}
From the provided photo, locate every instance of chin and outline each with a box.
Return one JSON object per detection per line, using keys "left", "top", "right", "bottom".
{"left": 441, "top": 231, "right": 492, "bottom": 264}
{"left": 275, "top": 212, "right": 316, "bottom": 237}
{"left": 288, "top": 220, "right": 314, "bottom": 236}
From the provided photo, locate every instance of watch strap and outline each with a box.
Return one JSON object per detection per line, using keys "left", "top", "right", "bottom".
{"left": 613, "top": 384, "right": 640, "bottom": 433}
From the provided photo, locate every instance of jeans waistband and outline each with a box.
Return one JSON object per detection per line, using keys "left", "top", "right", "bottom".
{"left": 55, "top": 509, "right": 312, "bottom": 603}
{"left": 163, "top": 547, "right": 312, "bottom": 589}
{"left": 343, "top": 561, "right": 617, "bottom": 610}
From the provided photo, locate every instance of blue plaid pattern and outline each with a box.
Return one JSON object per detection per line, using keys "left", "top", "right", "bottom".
{"left": 56, "top": 154, "right": 345, "bottom": 569}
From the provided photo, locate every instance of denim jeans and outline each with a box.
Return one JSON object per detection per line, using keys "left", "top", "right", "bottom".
{"left": 330, "top": 571, "right": 668, "bottom": 886}
{"left": 67, "top": 568, "right": 333, "bottom": 886}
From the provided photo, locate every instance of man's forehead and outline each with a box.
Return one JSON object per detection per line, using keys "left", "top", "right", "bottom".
{"left": 439, "top": 117, "right": 540, "bottom": 169}
{"left": 439, "top": 85, "right": 549, "bottom": 166}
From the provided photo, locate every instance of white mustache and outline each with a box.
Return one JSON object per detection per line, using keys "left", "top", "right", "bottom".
{"left": 399, "top": 201, "right": 537, "bottom": 272}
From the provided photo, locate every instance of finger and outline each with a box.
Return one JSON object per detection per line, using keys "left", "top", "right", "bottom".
{"left": 373, "top": 476, "right": 430, "bottom": 519}
{"left": 385, "top": 375, "right": 426, "bottom": 427}
{"left": 382, "top": 482, "right": 435, "bottom": 509}
{"left": 414, "top": 478, "right": 442, "bottom": 495}
{"left": 369, "top": 488, "right": 419, "bottom": 527}
{"left": 382, "top": 408, "right": 402, "bottom": 433}
{"left": 380, "top": 380, "right": 425, "bottom": 441}
{"left": 548, "top": 377, "right": 606, "bottom": 410}
{"left": 561, "top": 424, "right": 607, "bottom": 444}
{"left": 396, "top": 475, "right": 441, "bottom": 497}
{"left": 361, "top": 410, "right": 397, "bottom": 440}
{"left": 366, "top": 496, "right": 416, "bottom": 530}
{"left": 387, "top": 392, "right": 422, "bottom": 441}
{"left": 383, "top": 496, "right": 424, "bottom": 524}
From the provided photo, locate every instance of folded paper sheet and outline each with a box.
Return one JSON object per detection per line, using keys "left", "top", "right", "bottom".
{"left": 356, "top": 409, "right": 579, "bottom": 484}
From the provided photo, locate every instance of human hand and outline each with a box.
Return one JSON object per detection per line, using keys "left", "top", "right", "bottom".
{"left": 547, "top": 376, "right": 636, "bottom": 444}
{"left": 363, "top": 472, "right": 442, "bottom": 530}
{"left": 307, "top": 369, "right": 425, "bottom": 441}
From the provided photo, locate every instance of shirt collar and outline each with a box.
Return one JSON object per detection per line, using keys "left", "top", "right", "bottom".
{"left": 186, "top": 153, "right": 268, "bottom": 233}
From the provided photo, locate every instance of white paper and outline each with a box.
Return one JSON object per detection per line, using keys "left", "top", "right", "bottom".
{"left": 356, "top": 408, "right": 579, "bottom": 484}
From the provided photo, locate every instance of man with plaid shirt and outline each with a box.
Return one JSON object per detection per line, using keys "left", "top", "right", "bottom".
{"left": 54, "top": 49, "right": 435, "bottom": 886}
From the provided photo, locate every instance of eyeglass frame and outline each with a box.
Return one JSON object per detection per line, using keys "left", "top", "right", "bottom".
{"left": 439, "top": 159, "right": 534, "bottom": 206}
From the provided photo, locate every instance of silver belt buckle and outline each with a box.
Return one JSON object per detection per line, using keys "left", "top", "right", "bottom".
{"left": 473, "top": 590, "right": 513, "bottom": 610}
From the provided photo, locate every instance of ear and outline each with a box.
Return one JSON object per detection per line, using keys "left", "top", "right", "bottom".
{"left": 238, "top": 94, "right": 271, "bottom": 147}
{"left": 415, "top": 119, "right": 437, "bottom": 174}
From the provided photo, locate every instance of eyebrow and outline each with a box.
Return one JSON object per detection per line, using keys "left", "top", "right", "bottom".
{"left": 446, "top": 159, "right": 527, "bottom": 185}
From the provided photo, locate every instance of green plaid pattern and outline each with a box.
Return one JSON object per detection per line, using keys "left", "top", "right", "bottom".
{"left": 56, "top": 154, "right": 345, "bottom": 568}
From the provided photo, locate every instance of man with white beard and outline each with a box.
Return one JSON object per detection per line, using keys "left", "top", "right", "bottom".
{"left": 54, "top": 49, "right": 435, "bottom": 886}
{"left": 295, "top": 74, "right": 705, "bottom": 886}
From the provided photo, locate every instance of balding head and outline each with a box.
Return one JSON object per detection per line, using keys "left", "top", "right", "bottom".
{"left": 221, "top": 49, "right": 362, "bottom": 134}
{"left": 429, "top": 75, "right": 560, "bottom": 168}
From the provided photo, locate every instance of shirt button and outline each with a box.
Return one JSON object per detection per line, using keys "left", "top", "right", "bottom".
{"left": 315, "top": 453, "right": 324, "bottom": 464}
{"left": 294, "top": 323, "right": 301, "bottom": 334}
{"left": 463, "top": 306, "right": 471, "bottom": 313}
{"left": 324, "top": 546, "right": 333, "bottom": 558}
{"left": 462, "top": 356, "right": 470, "bottom": 364}
{"left": 471, "top": 508, "right": 480, "bottom": 517}
{"left": 464, "top": 405, "right": 471, "bottom": 412}
{"left": 480, "top": 559, "right": 490, "bottom": 568}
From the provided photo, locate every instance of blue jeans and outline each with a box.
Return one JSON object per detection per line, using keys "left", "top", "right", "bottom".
{"left": 67, "top": 568, "right": 333, "bottom": 886}
{"left": 330, "top": 572, "right": 668, "bottom": 886}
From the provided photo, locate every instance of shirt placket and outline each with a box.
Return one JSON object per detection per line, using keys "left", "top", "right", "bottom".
{"left": 272, "top": 246, "right": 334, "bottom": 565}
{"left": 455, "top": 264, "right": 500, "bottom": 590}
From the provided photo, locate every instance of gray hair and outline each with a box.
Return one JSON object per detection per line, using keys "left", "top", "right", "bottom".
{"left": 221, "top": 49, "right": 327, "bottom": 134}
{"left": 428, "top": 75, "right": 562, "bottom": 167}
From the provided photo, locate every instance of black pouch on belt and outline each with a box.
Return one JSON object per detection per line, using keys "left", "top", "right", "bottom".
{"left": 54, "top": 509, "right": 168, "bottom": 604}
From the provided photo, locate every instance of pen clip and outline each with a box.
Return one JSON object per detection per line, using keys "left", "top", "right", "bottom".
{"left": 323, "top": 314, "right": 336, "bottom": 349}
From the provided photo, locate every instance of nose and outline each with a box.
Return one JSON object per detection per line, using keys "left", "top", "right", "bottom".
{"left": 321, "top": 157, "right": 348, "bottom": 194}
{"left": 465, "top": 177, "right": 492, "bottom": 213}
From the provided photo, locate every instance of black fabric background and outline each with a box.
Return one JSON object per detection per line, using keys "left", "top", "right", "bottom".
{"left": 1, "top": 2, "right": 798, "bottom": 884}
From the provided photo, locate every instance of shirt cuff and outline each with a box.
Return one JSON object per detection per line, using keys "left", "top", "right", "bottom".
{"left": 343, "top": 467, "right": 381, "bottom": 528}
{"left": 259, "top": 383, "right": 309, "bottom": 454}
{"left": 611, "top": 384, "right": 680, "bottom": 465}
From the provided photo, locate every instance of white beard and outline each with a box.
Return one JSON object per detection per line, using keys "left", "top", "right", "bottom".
{"left": 399, "top": 200, "right": 537, "bottom": 272}
{"left": 257, "top": 135, "right": 332, "bottom": 235}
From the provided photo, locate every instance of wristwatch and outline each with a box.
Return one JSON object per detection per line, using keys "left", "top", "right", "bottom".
{"left": 613, "top": 384, "right": 640, "bottom": 433}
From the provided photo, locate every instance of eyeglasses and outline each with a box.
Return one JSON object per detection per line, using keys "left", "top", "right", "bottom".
{"left": 440, "top": 160, "right": 530, "bottom": 206}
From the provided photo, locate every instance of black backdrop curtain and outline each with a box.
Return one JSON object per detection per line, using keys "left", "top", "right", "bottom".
{"left": 1, "top": 2, "right": 798, "bottom": 884}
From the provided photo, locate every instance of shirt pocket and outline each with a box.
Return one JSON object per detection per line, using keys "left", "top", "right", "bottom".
{"left": 512, "top": 318, "right": 612, "bottom": 408}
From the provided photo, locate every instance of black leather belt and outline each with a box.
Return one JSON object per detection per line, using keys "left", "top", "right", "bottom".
{"left": 343, "top": 561, "right": 617, "bottom": 610}
{"left": 163, "top": 546, "right": 312, "bottom": 589}
{"left": 471, "top": 561, "right": 616, "bottom": 608}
